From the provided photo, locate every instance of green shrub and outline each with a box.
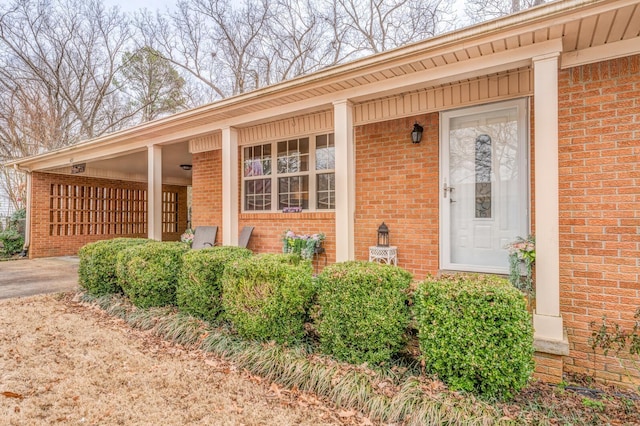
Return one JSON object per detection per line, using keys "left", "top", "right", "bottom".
{"left": 116, "top": 241, "right": 189, "bottom": 308}
{"left": 78, "top": 238, "right": 151, "bottom": 295}
{"left": 413, "top": 274, "right": 534, "bottom": 399}
{"left": 0, "top": 229, "right": 24, "bottom": 255}
{"left": 177, "top": 246, "right": 253, "bottom": 321}
{"left": 222, "top": 253, "right": 314, "bottom": 344}
{"left": 314, "top": 261, "right": 412, "bottom": 365}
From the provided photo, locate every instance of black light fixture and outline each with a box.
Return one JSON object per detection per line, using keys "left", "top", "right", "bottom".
{"left": 411, "top": 122, "right": 423, "bottom": 144}
{"left": 377, "top": 222, "right": 389, "bottom": 247}
{"left": 180, "top": 164, "right": 192, "bottom": 171}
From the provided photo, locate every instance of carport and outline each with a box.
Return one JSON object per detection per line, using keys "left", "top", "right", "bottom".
{"left": 8, "top": 135, "right": 193, "bottom": 258}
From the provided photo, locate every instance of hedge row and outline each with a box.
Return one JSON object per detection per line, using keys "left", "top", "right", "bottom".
{"left": 78, "top": 238, "right": 534, "bottom": 399}
{"left": 414, "top": 274, "right": 534, "bottom": 399}
{"left": 223, "top": 253, "right": 314, "bottom": 344}
{"left": 78, "top": 238, "right": 151, "bottom": 295}
{"left": 314, "top": 261, "right": 412, "bottom": 365}
{"left": 177, "top": 246, "right": 252, "bottom": 321}
{"left": 117, "top": 241, "right": 190, "bottom": 308}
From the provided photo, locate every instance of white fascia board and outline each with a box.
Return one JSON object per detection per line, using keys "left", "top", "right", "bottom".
{"left": 561, "top": 37, "right": 640, "bottom": 69}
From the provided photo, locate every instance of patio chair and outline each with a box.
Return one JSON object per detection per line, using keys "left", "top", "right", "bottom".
{"left": 238, "top": 226, "right": 254, "bottom": 248}
{"left": 191, "top": 226, "right": 218, "bottom": 249}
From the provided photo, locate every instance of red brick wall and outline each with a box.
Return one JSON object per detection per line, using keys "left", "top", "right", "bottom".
{"left": 29, "top": 172, "right": 188, "bottom": 258}
{"left": 239, "top": 212, "right": 336, "bottom": 269}
{"left": 558, "top": 55, "right": 640, "bottom": 387}
{"left": 191, "top": 150, "right": 223, "bottom": 245}
{"left": 354, "top": 114, "right": 440, "bottom": 280}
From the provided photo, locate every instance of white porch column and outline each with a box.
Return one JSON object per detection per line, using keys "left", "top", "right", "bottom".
{"left": 533, "top": 52, "right": 564, "bottom": 343}
{"left": 222, "top": 126, "right": 239, "bottom": 246}
{"left": 147, "top": 145, "right": 163, "bottom": 241}
{"left": 333, "top": 100, "right": 355, "bottom": 261}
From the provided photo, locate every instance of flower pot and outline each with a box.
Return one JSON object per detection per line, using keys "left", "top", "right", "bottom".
{"left": 518, "top": 260, "right": 528, "bottom": 276}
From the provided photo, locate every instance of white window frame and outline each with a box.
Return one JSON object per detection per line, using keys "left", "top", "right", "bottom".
{"left": 241, "top": 132, "right": 335, "bottom": 213}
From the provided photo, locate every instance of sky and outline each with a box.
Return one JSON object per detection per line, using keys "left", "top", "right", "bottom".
{"left": 105, "top": 0, "right": 468, "bottom": 19}
{"left": 103, "top": 0, "right": 176, "bottom": 14}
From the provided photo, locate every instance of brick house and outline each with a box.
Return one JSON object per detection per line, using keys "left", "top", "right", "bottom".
{"left": 6, "top": 0, "right": 639, "bottom": 386}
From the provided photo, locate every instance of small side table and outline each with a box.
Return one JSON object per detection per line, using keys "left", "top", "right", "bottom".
{"left": 369, "top": 246, "right": 398, "bottom": 266}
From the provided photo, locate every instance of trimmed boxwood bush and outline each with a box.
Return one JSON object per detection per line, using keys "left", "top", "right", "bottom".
{"left": 413, "top": 274, "right": 534, "bottom": 399}
{"left": 116, "top": 241, "right": 189, "bottom": 308}
{"left": 222, "top": 253, "right": 314, "bottom": 344}
{"left": 0, "top": 229, "right": 24, "bottom": 256}
{"left": 177, "top": 246, "right": 253, "bottom": 321}
{"left": 78, "top": 238, "right": 150, "bottom": 295}
{"left": 314, "top": 261, "right": 412, "bottom": 365}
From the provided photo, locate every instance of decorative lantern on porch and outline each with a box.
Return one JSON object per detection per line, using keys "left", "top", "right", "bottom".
{"left": 377, "top": 222, "right": 389, "bottom": 247}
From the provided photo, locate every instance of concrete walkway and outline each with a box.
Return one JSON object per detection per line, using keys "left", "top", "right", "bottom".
{"left": 0, "top": 256, "right": 80, "bottom": 299}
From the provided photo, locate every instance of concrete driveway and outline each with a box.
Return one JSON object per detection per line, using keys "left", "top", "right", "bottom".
{"left": 0, "top": 256, "right": 80, "bottom": 299}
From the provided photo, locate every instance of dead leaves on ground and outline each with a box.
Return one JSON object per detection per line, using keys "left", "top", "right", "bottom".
{"left": 1, "top": 391, "right": 24, "bottom": 399}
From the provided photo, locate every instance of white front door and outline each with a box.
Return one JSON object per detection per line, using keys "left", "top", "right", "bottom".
{"left": 440, "top": 99, "right": 529, "bottom": 273}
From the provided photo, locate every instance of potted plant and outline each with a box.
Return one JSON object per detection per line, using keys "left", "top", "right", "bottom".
{"left": 505, "top": 235, "right": 535, "bottom": 308}
{"left": 181, "top": 228, "right": 195, "bottom": 247}
{"left": 282, "top": 230, "right": 325, "bottom": 260}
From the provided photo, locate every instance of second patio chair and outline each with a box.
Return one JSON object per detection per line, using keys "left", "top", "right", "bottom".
{"left": 191, "top": 226, "right": 218, "bottom": 249}
{"left": 238, "top": 226, "right": 254, "bottom": 248}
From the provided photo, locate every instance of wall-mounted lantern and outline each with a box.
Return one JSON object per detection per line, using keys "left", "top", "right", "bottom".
{"left": 411, "top": 122, "right": 423, "bottom": 144}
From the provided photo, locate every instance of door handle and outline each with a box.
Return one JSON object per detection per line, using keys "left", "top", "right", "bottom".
{"left": 443, "top": 184, "right": 455, "bottom": 198}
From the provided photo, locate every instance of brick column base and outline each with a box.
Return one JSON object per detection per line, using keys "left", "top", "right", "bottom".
{"left": 533, "top": 352, "right": 563, "bottom": 383}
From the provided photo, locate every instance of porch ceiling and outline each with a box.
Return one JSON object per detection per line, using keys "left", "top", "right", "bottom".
{"left": 45, "top": 141, "right": 192, "bottom": 186}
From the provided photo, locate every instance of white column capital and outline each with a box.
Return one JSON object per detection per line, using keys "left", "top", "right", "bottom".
{"left": 532, "top": 51, "right": 561, "bottom": 63}
{"left": 332, "top": 99, "right": 353, "bottom": 108}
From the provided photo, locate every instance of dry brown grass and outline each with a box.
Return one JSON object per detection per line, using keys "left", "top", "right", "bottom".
{"left": 0, "top": 294, "right": 344, "bottom": 425}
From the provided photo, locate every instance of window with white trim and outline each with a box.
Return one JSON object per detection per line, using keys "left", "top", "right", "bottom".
{"left": 242, "top": 133, "right": 335, "bottom": 212}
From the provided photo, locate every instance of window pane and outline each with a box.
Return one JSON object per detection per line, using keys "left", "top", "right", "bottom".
{"left": 277, "top": 138, "right": 309, "bottom": 173}
{"left": 244, "top": 144, "right": 271, "bottom": 177}
{"left": 475, "top": 134, "right": 492, "bottom": 218}
{"left": 278, "top": 141, "right": 287, "bottom": 156}
{"left": 278, "top": 176, "right": 309, "bottom": 209}
{"left": 316, "top": 134, "right": 327, "bottom": 149}
{"left": 277, "top": 156, "right": 288, "bottom": 174}
{"left": 316, "top": 133, "right": 335, "bottom": 170}
{"left": 262, "top": 158, "right": 271, "bottom": 175}
{"left": 316, "top": 173, "right": 335, "bottom": 209}
{"left": 244, "top": 178, "right": 271, "bottom": 211}
{"left": 299, "top": 137, "right": 309, "bottom": 153}
{"left": 246, "top": 180, "right": 255, "bottom": 195}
